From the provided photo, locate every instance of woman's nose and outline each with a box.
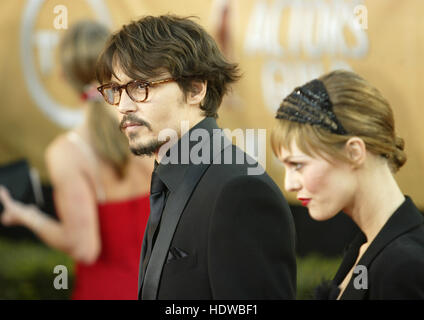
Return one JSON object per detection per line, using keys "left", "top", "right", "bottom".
{"left": 284, "top": 170, "right": 301, "bottom": 192}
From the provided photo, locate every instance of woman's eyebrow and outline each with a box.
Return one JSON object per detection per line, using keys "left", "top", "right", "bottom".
{"left": 282, "top": 155, "right": 306, "bottom": 163}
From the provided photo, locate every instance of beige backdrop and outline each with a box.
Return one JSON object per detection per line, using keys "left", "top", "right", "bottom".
{"left": 0, "top": 0, "right": 423, "bottom": 207}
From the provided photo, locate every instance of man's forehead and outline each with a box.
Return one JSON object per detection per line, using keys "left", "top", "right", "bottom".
{"left": 110, "top": 67, "right": 129, "bottom": 83}
{"left": 110, "top": 60, "right": 140, "bottom": 83}
{"left": 110, "top": 59, "right": 169, "bottom": 83}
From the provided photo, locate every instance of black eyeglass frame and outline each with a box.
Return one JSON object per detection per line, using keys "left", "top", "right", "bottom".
{"left": 97, "top": 78, "right": 176, "bottom": 106}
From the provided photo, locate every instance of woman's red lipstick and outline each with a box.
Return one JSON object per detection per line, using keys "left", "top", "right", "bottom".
{"left": 298, "top": 198, "right": 311, "bottom": 207}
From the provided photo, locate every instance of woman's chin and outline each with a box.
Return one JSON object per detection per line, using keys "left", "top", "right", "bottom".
{"left": 308, "top": 209, "right": 336, "bottom": 222}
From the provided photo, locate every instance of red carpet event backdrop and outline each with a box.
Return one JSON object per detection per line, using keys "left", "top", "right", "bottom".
{"left": 0, "top": 0, "right": 423, "bottom": 206}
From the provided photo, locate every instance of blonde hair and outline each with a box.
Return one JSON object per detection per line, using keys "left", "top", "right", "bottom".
{"left": 60, "top": 20, "right": 130, "bottom": 178}
{"left": 271, "top": 70, "right": 406, "bottom": 173}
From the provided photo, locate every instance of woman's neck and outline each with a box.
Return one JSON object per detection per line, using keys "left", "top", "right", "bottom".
{"left": 345, "top": 162, "right": 405, "bottom": 245}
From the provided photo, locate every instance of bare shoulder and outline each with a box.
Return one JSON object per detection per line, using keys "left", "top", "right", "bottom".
{"left": 45, "top": 134, "right": 87, "bottom": 183}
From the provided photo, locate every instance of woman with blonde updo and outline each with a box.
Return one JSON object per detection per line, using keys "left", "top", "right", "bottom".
{"left": 0, "top": 21, "right": 154, "bottom": 299}
{"left": 272, "top": 70, "right": 424, "bottom": 299}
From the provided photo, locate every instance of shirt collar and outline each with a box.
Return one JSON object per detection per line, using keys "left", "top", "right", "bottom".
{"left": 155, "top": 117, "right": 220, "bottom": 192}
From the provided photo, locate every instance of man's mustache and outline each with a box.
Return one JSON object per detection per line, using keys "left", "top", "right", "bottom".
{"left": 119, "top": 115, "right": 152, "bottom": 131}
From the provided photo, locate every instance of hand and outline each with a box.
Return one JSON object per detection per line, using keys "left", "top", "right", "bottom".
{"left": 0, "top": 185, "right": 33, "bottom": 227}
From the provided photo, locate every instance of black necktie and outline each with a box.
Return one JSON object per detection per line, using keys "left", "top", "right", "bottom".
{"left": 141, "top": 163, "right": 167, "bottom": 282}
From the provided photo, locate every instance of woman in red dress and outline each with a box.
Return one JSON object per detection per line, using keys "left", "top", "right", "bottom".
{"left": 0, "top": 21, "right": 153, "bottom": 299}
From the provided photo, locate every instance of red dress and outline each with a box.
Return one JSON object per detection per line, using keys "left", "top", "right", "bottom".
{"left": 71, "top": 195, "right": 150, "bottom": 300}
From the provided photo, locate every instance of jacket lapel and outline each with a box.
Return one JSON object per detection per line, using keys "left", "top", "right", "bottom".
{"left": 138, "top": 118, "right": 229, "bottom": 299}
{"left": 340, "top": 196, "right": 423, "bottom": 299}
{"left": 137, "top": 219, "right": 149, "bottom": 293}
{"left": 140, "top": 162, "right": 210, "bottom": 299}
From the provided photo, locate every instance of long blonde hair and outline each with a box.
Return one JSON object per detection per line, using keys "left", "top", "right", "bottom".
{"left": 271, "top": 70, "right": 406, "bottom": 173}
{"left": 60, "top": 20, "right": 130, "bottom": 178}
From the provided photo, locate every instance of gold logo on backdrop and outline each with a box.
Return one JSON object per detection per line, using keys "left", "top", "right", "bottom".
{"left": 20, "top": 0, "right": 112, "bottom": 128}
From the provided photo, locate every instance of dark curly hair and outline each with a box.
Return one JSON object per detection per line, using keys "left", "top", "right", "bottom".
{"left": 96, "top": 14, "right": 240, "bottom": 118}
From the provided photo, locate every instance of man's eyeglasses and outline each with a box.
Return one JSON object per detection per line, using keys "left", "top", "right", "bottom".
{"left": 97, "top": 78, "right": 176, "bottom": 106}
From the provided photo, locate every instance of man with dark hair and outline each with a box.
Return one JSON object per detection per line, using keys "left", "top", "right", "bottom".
{"left": 96, "top": 14, "right": 296, "bottom": 300}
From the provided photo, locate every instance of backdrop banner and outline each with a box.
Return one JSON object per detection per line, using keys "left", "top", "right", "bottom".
{"left": 1, "top": 0, "right": 422, "bottom": 207}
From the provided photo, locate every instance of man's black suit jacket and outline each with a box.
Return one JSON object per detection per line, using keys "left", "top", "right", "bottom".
{"left": 138, "top": 117, "right": 297, "bottom": 299}
{"left": 323, "top": 196, "right": 424, "bottom": 299}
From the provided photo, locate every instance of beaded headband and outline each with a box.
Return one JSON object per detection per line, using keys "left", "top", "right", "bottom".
{"left": 276, "top": 79, "right": 348, "bottom": 135}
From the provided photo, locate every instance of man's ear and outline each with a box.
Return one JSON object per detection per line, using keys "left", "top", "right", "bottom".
{"left": 187, "top": 80, "right": 207, "bottom": 106}
{"left": 344, "top": 137, "right": 366, "bottom": 168}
